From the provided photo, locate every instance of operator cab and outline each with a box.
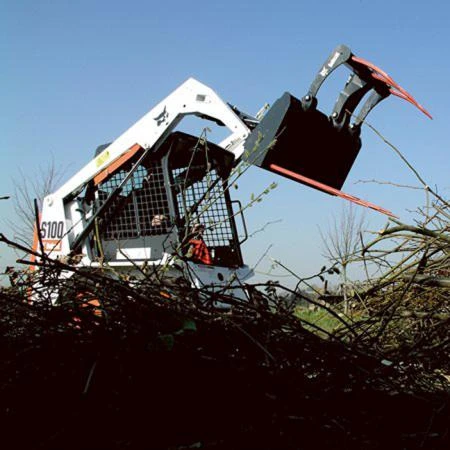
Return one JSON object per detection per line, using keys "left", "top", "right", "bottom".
{"left": 90, "top": 132, "right": 245, "bottom": 270}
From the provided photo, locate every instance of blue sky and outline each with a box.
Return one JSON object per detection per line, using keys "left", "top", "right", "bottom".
{"left": 1, "top": 0, "right": 449, "bottom": 285}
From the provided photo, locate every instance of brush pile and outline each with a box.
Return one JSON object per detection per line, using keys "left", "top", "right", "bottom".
{"left": 0, "top": 249, "right": 448, "bottom": 450}
{"left": 1, "top": 192, "right": 449, "bottom": 450}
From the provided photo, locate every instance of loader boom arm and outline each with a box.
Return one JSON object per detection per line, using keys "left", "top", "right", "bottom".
{"left": 53, "top": 78, "right": 251, "bottom": 202}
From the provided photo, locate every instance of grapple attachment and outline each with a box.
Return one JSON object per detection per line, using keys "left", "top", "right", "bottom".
{"left": 244, "top": 45, "right": 431, "bottom": 215}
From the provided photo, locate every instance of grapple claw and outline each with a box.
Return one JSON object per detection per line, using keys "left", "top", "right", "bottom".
{"left": 243, "top": 44, "right": 431, "bottom": 214}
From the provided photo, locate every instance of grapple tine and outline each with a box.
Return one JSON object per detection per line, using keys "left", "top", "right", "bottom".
{"left": 269, "top": 163, "right": 397, "bottom": 218}
{"left": 350, "top": 55, "right": 432, "bottom": 119}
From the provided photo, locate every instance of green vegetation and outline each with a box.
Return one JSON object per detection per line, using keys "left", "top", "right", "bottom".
{"left": 295, "top": 306, "right": 347, "bottom": 336}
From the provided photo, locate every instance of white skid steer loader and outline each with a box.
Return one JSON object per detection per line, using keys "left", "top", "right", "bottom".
{"left": 31, "top": 45, "right": 430, "bottom": 302}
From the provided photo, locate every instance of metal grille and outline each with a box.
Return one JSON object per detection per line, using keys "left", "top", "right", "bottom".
{"left": 98, "top": 159, "right": 171, "bottom": 240}
{"left": 172, "top": 167, "right": 233, "bottom": 248}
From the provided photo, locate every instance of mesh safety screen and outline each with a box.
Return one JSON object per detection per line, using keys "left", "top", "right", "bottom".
{"left": 97, "top": 159, "right": 171, "bottom": 240}
{"left": 172, "top": 167, "right": 234, "bottom": 248}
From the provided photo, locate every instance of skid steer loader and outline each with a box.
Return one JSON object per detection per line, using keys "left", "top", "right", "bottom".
{"left": 31, "top": 44, "right": 430, "bottom": 301}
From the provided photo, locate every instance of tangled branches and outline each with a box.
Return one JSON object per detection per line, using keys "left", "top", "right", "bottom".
{"left": 1, "top": 224, "right": 449, "bottom": 449}
{"left": 322, "top": 194, "right": 450, "bottom": 389}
